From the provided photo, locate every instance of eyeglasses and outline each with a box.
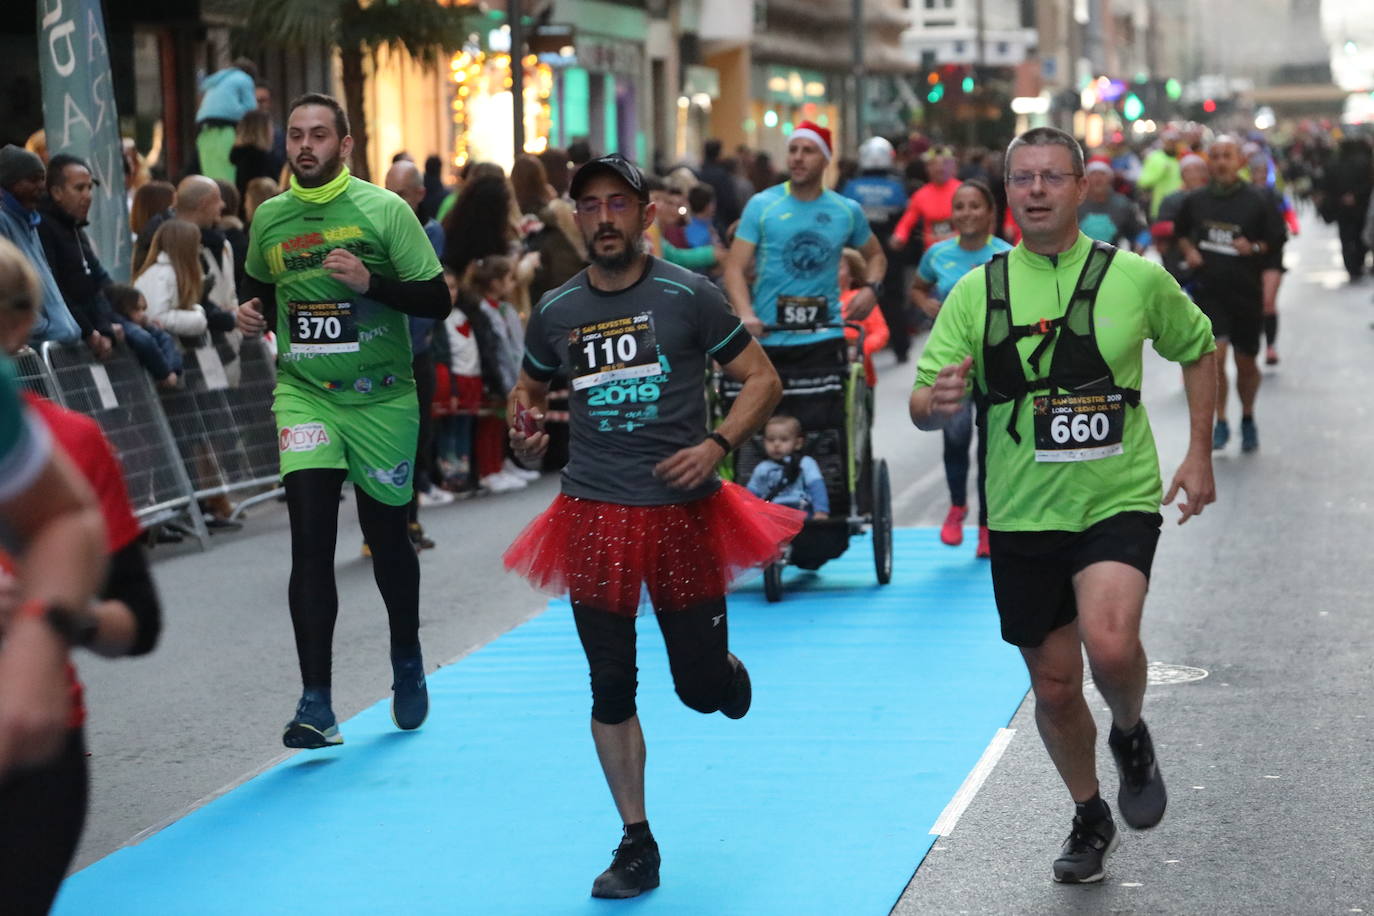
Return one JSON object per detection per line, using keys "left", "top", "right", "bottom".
{"left": 575, "top": 194, "right": 635, "bottom": 216}
{"left": 1008, "top": 171, "right": 1082, "bottom": 189}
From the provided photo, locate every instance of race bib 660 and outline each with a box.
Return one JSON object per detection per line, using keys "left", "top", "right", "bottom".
{"left": 1032, "top": 391, "right": 1126, "bottom": 462}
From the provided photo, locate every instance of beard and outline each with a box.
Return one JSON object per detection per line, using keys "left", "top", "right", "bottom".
{"left": 587, "top": 227, "right": 643, "bottom": 273}
{"left": 290, "top": 151, "right": 343, "bottom": 188}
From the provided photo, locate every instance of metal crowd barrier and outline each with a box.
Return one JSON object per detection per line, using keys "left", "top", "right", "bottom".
{"left": 12, "top": 346, "right": 58, "bottom": 399}
{"left": 155, "top": 332, "right": 283, "bottom": 520}
{"left": 40, "top": 341, "right": 211, "bottom": 546}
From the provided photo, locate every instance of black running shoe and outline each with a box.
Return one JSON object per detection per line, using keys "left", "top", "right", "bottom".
{"left": 283, "top": 695, "right": 343, "bottom": 749}
{"left": 1052, "top": 814, "right": 1119, "bottom": 884}
{"left": 408, "top": 522, "right": 436, "bottom": 551}
{"left": 591, "top": 834, "right": 661, "bottom": 899}
{"left": 391, "top": 652, "right": 429, "bottom": 731}
{"left": 1109, "top": 720, "right": 1167, "bottom": 829}
{"left": 719, "top": 653, "right": 752, "bottom": 720}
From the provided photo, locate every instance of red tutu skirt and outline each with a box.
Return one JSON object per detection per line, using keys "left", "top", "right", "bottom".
{"left": 503, "top": 482, "right": 806, "bottom": 616}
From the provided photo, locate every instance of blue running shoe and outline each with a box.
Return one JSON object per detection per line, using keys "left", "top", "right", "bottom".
{"left": 391, "top": 651, "right": 429, "bottom": 730}
{"left": 283, "top": 694, "right": 342, "bottom": 749}
{"left": 1212, "top": 419, "right": 1229, "bottom": 450}
{"left": 1240, "top": 417, "right": 1259, "bottom": 453}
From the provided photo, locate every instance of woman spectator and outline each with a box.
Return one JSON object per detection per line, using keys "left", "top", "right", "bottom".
{"left": 214, "top": 180, "right": 250, "bottom": 293}
{"left": 129, "top": 180, "right": 175, "bottom": 248}
{"left": 510, "top": 154, "right": 586, "bottom": 303}
{"left": 242, "top": 176, "right": 279, "bottom": 228}
{"left": 441, "top": 172, "right": 540, "bottom": 315}
{"left": 131, "top": 219, "right": 208, "bottom": 339}
{"left": 229, "top": 110, "right": 277, "bottom": 206}
{"left": 538, "top": 147, "right": 572, "bottom": 199}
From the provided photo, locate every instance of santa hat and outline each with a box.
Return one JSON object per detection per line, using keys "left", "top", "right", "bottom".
{"left": 1085, "top": 155, "right": 1113, "bottom": 175}
{"left": 789, "top": 121, "right": 833, "bottom": 160}
{"left": 1178, "top": 153, "right": 1207, "bottom": 170}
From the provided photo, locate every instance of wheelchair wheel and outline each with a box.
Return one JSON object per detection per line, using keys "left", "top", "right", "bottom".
{"left": 763, "top": 561, "right": 784, "bottom": 603}
{"left": 872, "top": 459, "right": 893, "bottom": 585}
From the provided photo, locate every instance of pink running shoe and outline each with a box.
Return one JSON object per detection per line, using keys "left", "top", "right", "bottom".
{"left": 940, "top": 505, "right": 968, "bottom": 546}
{"left": 976, "top": 525, "right": 990, "bottom": 558}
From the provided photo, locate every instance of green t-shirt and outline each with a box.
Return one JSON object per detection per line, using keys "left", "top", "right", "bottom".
{"left": 914, "top": 234, "right": 1215, "bottom": 533}
{"left": 245, "top": 177, "right": 443, "bottom": 404}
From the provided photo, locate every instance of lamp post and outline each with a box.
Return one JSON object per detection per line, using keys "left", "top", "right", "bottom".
{"left": 511, "top": 0, "right": 525, "bottom": 161}
{"left": 852, "top": 0, "right": 865, "bottom": 150}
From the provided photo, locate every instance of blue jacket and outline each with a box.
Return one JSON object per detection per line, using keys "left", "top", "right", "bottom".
{"left": 195, "top": 68, "right": 256, "bottom": 124}
{"left": 0, "top": 190, "right": 81, "bottom": 344}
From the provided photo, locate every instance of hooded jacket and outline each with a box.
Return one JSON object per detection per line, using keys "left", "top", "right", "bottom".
{"left": 0, "top": 189, "right": 81, "bottom": 344}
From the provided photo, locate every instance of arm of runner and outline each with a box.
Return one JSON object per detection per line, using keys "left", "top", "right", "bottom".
{"left": 890, "top": 192, "right": 921, "bottom": 248}
{"left": 237, "top": 275, "right": 276, "bottom": 335}
{"left": 845, "top": 234, "right": 887, "bottom": 321}
{"left": 654, "top": 338, "right": 780, "bottom": 490}
{"left": 1163, "top": 351, "right": 1218, "bottom": 525}
{"left": 507, "top": 370, "right": 551, "bottom": 464}
{"left": 723, "top": 236, "right": 762, "bottom": 337}
{"left": 910, "top": 356, "right": 973, "bottom": 430}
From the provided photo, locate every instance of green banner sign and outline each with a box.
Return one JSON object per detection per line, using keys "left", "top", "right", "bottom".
{"left": 38, "top": 0, "right": 131, "bottom": 282}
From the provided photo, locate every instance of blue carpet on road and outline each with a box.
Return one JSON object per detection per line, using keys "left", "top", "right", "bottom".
{"left": 55, "top": 528, "right": 1027, "bottom": 916}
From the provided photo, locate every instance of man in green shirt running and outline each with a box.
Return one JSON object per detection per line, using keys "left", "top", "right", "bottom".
{"left": 236, "top": 93, "right": 449, "bottom": 749}
{"left": 910, "top": 127, "right": 1217, "bottom": 885}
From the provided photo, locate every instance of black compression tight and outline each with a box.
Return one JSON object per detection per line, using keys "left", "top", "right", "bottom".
{"left": 285, "top": 469, "right": 420, "bottom": 689}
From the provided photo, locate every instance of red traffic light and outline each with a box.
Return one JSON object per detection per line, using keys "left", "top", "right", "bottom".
{"left": 1202, "top": 99, "right": 1217, "bottom": 113}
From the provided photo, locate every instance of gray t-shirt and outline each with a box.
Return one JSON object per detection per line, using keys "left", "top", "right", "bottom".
{"left": 523, "top": 257, "right": 750, "bottom": 505}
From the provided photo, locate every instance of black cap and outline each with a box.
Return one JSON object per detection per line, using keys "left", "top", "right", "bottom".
{"left": 569, "top": 153, "right": 648, "bottom": 202}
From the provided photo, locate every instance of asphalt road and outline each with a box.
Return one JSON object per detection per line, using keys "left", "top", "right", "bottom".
{"left": 72, "top": 224, "right": 1373, "bottom": 915}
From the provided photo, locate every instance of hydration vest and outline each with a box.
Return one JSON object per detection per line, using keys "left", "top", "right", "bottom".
{"left": 978, "top": 240, "right": 1140, "bottom": 443}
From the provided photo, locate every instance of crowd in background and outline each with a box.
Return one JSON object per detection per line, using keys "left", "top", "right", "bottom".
{"left": 3, "top": 55, "right": 1373, "bottom": 528}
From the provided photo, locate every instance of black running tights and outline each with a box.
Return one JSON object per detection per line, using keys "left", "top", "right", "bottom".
{"left": 285, "top": 468, "right": 419, "bottom": 689}
{"left": 0, "top": 728, "right": 88, "bottom": 916}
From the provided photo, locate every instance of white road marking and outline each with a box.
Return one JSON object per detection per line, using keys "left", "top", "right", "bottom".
{"left": 929, "top": 728, "right": 1016, "bottom": 837}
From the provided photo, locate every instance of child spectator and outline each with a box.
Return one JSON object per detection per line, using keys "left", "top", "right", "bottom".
{"left": 131, "top": 219, "right": 208, "bottom": 339}
{"left": 466, "top": 255, "right": 537, "bottom": 492}
{"left": 433, "top": 267, "right": 483, "bottom": 490}
{"left": 746, "top": 415, "right": 829, "bottom": 519}
{"left": 838, "top": 247, "right": 889, "bottom": 387}
{"left": 684, "top": 184, "right": 719, "bottom": 249}
{"left": 243, "top": 177, "right": 279, "bottom": 228}
{"left": 107, "top": 283, "right": 181, "bottom": 390}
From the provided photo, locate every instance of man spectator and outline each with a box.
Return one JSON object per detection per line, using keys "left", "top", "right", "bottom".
{"left": 37, "top": 154, "right": 122, "bottom": 358}
{"left": 698, "top": 139, "right": 741, "bottom": 235}
{"left": 1078, "top": 156, "right": 1146, "bottom": 251}
{"left": 194, "top": 58, "right": 258, "bottom": 184}
{"left": 0, "top": 145, "right": 81, "bottom": 345}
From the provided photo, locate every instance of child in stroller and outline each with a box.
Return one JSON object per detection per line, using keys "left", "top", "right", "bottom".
{"left": 746, "top": 414, "right": 830, "bottom": 520}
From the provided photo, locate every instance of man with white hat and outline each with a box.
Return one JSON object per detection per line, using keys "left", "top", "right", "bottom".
{"left": 724, "top": 121, "right": 887, "bottom": 362}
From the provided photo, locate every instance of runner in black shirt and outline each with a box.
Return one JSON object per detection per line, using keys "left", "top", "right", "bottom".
{"left": 1175, "top": 136, "right": 1284, "bottom": 453}
{"left": 504, "top": 155, "right": 803, "bottom": 900}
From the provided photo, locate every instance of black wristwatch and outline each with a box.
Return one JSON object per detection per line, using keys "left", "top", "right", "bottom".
{"left": 44, "top": 604, "right": 100, "bottom": 648}
{"left": 707, "top": 431, "right": 733, "bottom": 454}
{"left": 866, "top": 281, "right": 884, "bottom": 298}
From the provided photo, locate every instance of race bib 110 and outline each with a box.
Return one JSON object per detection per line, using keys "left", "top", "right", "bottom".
{"left": 569, "top": 314, "right": 662, "bottom": 391}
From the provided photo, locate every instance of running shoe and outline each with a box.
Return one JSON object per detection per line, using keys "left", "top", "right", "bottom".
{"left": 1109, "top": 720, "right": 1167, "bottom": 829}
{"left": 480, "top": 471, "right": 527, "bottom": 493}
{"left": 418, "top": 486, "right": 456, "bottom": 507}
{"left": 1240, "top": 417, "right": 1259, "bottom": 453}
{"left": 1265, "top": 346, "right": 1279, "bottom": 366}
{"left": 719, "top": 652, "right": 752, "bottom": 720}
{"left": 391, "top": 651, "right": 429, "bottom": 730}
{"left": 408, "top": 522, "right": 436, "bottom": 551}
{"left": 503, "top": 458, "right": 541, "bottom": 482}
{"left": 1211, "top": 419, "right": 1230, "bottom": 450}
{"left": 591, "top": 833, "right": 661, "bottom": 898}
{"left": 940, "top": 505, "right": 968, "bottom": 546}
{"left": 283, "top": 695, "right": 343, "bottom": 749}
{"left": 1052, "top": 814, "right": 1119, "bottom": 883}
{"left": 975, "top": 525, "right": 990, "bottom": 558}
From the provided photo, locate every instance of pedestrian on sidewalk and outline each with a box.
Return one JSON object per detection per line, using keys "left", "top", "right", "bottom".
{"left": 504, "top": 153, "right": 802, "bottom": 900}
{"left": 910, "top": 126, "right": 1217, "bottom": 885}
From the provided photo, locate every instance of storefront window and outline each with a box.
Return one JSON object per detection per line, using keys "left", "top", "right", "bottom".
{"left": 449, "top": 47, "right": 554, "bottom": 171}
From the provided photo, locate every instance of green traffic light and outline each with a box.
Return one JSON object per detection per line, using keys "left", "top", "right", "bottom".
{"left": 927, "top": 84, "right": 945, "bottom": 103}
{"left": 1122, "top": 93, "right": 1144, "bottom": 121}
{"left": 1165, "top": 78, "right": 1182, "bottom": 101}
{"left": 961, "top": 76, "right": 974, "bottom": 93}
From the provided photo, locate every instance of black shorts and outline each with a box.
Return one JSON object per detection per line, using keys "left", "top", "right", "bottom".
{"left": 1198, "top": 295, "right": 1263, "bottom": 356}
{"left": 988, "top": 511, "right": 1162, "bottom": 648}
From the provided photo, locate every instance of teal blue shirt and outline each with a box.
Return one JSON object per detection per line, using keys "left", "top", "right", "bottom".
{"left": 917, "top": 235, "right": 1013, "bottom": 300}
{"left": 736, "top": 183, "right": 872, "bottom": 347}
